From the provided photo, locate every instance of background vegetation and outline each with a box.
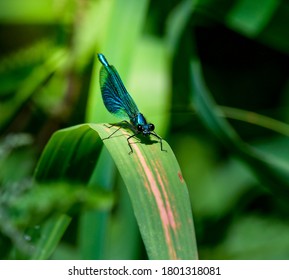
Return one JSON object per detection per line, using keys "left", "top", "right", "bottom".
{"left": 1, "top": 0, "right": 289, "bottom": 259}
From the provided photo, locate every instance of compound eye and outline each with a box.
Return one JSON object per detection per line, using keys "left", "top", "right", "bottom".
{"left": 149, "top": 123, "right": 155, "bottom": 131}
{"left": 137, "top": 125, "right": 143, "bottom": 132}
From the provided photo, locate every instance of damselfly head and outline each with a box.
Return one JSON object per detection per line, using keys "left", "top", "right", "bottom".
{"left": 137, "top": 123, "right": 155, "bottom": 136}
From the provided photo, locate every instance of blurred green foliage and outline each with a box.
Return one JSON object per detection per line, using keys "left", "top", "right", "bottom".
{"left": 1, "top": 0, "right": 289, "bottom": 259}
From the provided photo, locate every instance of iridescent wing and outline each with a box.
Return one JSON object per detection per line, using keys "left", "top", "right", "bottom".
{"left": 98, "top": 54, "right": 139, "bottom": 120}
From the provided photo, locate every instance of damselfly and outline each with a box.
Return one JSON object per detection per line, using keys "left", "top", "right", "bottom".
{"left": 98, "top": 53, "right": 165, "bottom": 154}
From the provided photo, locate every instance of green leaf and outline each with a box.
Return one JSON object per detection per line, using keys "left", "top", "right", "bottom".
{"left": 96, "top": 123, "right": 197, "bottom": 259}
{"left": 32, "top": 215, "right": 71, "bottom": 260}
{"left": 33, "top": 123, "right": 197, "bottom": 259}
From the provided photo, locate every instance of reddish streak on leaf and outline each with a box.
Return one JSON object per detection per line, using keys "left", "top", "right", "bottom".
{"left": 178, "top": 171, "right": 184, "bottom": 183}
{"left": 134, "top": 146, "right": 177, "bottom": 259}
{"left": 156, "top": 171, "right": 177, "bottom": 229}
{"left": 155, "top": 159, "right": 177, "bottom": 232}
